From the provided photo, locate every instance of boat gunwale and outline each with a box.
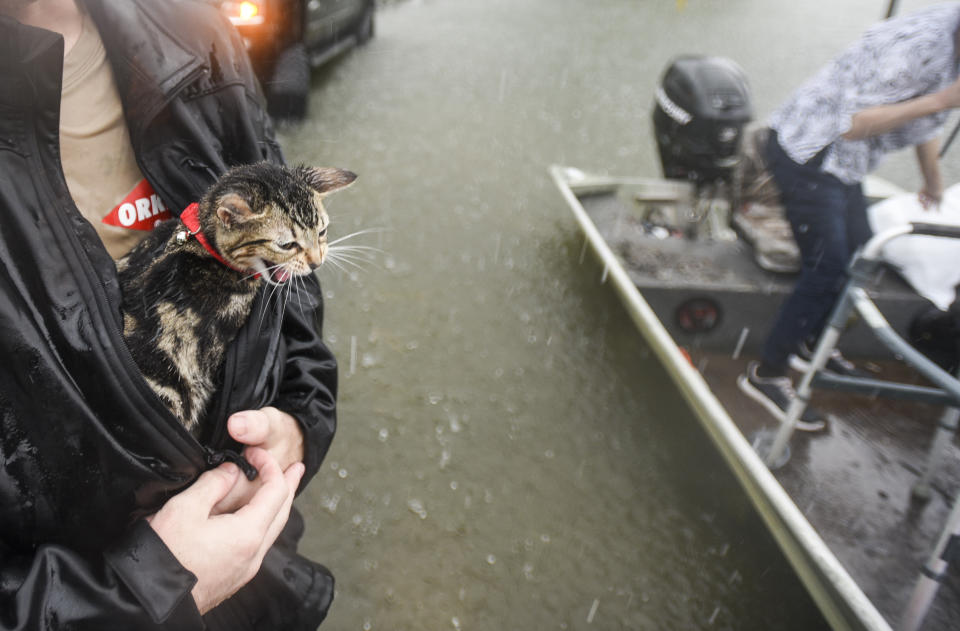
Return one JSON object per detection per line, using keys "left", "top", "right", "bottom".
{"left": 550, "top": 164, "right": 894, "bottom": 631}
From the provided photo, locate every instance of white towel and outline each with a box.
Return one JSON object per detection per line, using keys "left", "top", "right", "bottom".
{"left": 867, "top": 183, "right": 960, "bottom": 311}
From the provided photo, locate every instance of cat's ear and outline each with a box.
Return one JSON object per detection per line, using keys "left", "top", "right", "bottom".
{"left": 215, "top": 193, "right": 255, "bottom": 227}
{"left": 304, "top": 167, "right": 357, "bottom": 197}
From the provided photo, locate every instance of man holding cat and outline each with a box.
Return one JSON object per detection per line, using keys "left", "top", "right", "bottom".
{"left": 0, "top": 0, "right": 339, "bottom": 628}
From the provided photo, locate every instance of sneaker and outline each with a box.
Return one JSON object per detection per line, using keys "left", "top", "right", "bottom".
{"left": 737, "top": 362, "right": 827, "bottom": 432}
{"left": 788, "top": 339, "right": 865, "bottom": 377}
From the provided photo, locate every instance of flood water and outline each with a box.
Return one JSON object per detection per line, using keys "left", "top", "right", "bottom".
{"left": 277, "top": 1, "right": 954, "bottom": 628}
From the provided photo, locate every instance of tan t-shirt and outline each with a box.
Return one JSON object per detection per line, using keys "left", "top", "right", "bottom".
{"left": 59, "top": 11, "right": 155, "bottom": 260}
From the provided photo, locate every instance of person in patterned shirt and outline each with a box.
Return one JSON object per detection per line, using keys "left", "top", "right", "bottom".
{"left": 740, "top": 2, "right": 960, "bottom": 431}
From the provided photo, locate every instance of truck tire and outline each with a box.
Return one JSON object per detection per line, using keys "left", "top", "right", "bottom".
{"left": 265, "top": 42, "right": 310, "bottom": 121}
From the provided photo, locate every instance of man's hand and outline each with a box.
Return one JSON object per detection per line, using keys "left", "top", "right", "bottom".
{"left": 148, "top": 449, "right": 304, "bottom": 614}
{"left": 213, "top": 407, "right": 306, "bottom": 514}
{"left": 916, "top": 137, "right": 944, "bottom": 211}
{"left": 918, "top": 188, "right": 943, "bottom": 210}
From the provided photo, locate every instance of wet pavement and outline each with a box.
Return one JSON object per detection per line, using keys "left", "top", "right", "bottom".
{"left": 275, "top": 0, "right": 957, "bottom": 628}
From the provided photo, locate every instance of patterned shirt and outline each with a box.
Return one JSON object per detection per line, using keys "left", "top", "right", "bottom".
{"left": 769, "top": 2, "right": 960, "bottom": 185}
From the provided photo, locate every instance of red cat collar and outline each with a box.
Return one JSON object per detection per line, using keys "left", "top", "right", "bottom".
{"left": 178, "top": 202, "right": 260, "bottom": 278}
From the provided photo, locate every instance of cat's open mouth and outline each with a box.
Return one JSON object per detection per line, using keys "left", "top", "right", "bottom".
{"left": 271, "top": 267, "right": 292, "bottom": 283}
{"left": 251, "top": 259, "right": 294, "bottom": 285}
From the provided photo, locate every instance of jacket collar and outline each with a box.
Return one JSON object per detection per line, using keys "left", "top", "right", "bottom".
{"left": 79, "top": 0, "right": 207, "bottom": 138}
{"left": 0, "top": 16, "right": 64, "bottom": 115}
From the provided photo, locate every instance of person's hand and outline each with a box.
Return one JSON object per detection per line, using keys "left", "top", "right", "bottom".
{"left": 147, "top": 449, "right": 304, "bottom": 614}
{"left": 212, "top": 407, "right": 305, "bottom": 514}
{"left": 919, "top": 181, "right": 944, "bottom": 211}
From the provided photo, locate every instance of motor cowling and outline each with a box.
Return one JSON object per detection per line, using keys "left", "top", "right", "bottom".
{"left": 653, "top": 55, "right": 753, "bottom": 184}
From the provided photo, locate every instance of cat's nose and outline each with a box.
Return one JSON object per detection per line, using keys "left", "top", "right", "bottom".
{"left": 306, "top": 245, "right": 324, "bottom": 269}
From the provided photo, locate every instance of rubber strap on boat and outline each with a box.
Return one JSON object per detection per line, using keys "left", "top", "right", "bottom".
{"left": 920, "top": 565, "right": 944, "bottom": 582}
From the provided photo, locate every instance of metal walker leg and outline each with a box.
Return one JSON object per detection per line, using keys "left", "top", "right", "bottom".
{"left": 764, "top": 285, "right": 857, "bottom": 467}
{"left": 899, "top": 492, "right": 960, "bottom": 631}
{"left": 911, "top": 406, "right": 960, "bottom": 501}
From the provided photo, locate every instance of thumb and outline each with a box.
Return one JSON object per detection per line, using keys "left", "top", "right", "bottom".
{"left": 228, "top": 410, "right": 272, "bottom": 446}
{"left": 182, "top": 462, "right": 241, "bottom": 509}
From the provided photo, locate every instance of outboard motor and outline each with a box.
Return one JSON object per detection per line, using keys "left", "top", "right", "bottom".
{"left": 653, "top": 56, "right": 753, "bottom": 184}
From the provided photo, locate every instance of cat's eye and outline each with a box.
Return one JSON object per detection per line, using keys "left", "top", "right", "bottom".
{"left": 277, "top": 241, "right": 298, "bottom": 250}
{"left": 318, "top": 227, "right": 327, "bottom": 237}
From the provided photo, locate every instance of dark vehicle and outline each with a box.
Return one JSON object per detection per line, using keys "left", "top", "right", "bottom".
{"left": 215, "top": 0, "right": 375, "bottom": 119}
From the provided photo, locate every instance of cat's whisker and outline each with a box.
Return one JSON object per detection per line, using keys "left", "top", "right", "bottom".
{"left": 325, "top": 227, "right": 388, "bottom": 247}
{"left": 256, "top": 272, "right": 287, "bottom": 330}
{"left": 324, "top": 251, "right": 379, "bottom": 273}
{"left": 324, "top": 257, "right": 347, "bottom": 272}
{"left": 293, "top": 276, "right": 305, "bottom": 314}
{"left": 256, "top": 291, "right": 272, "bottom": 331}
{"left": 326, "top": 249, "right": 372, "bottom": 261}
{"left": 326, "top": 249, "right": 383, "bottom": 266}
{"left": 325, "top": 252, "right": 370, "bottom": 269}
{"left": 328, "top": 244, "right": 383, "bottom": 254}
{"left": 321, "top": 257, "right": 351, "bottom": 275}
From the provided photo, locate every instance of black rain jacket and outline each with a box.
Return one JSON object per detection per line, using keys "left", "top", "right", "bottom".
{"left": 0, "top": 0, "right": 337, "bottom": 628}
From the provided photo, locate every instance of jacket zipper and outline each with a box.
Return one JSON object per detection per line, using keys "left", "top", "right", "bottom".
{"left": 128, "top": 65, "right": 262, "bottom": 478}
{"left": 27, "top": 64, "right": 255, "bottom": 482}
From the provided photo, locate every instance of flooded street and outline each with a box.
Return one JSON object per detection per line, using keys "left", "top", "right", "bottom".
{"left": 276, "top": 1, "right": 953, "bottom": 628}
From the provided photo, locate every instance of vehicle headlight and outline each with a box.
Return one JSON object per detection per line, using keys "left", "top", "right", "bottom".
{"left": 221, "top": 0, "right": 265, "bottom": 26}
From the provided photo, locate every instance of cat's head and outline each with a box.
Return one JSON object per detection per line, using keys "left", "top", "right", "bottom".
{"left": 200, "top": 162, "right": 356, "bottom": 284}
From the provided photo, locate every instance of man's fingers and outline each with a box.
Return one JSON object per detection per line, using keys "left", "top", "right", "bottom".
{"left": 918, "top": 192, "right": 941, "bottom": 211}
{"left": 258, "top": 463, "right": 306, "bottom": 556}
{"left": 233, "top": 448, "right": 291, "bottom": 531}
{"left": 178, "top": 463, "right": 240, "bottom": 510}
{"left": 228, "top": 409, "right": 273, "bottom": 446}
{"left": 211, "top": 476, "right": 257, "bottom": 515}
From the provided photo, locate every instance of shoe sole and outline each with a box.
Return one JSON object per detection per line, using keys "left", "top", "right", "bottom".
{"left": 788, "top": 354, "right": 811, "bottom": 373}
{"left": 736, "top": 374, "right": 827, "bottom": 432}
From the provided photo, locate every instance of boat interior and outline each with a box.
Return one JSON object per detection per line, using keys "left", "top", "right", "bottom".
{"left": 552, "top": 164, "right": 960, "bottom": 631}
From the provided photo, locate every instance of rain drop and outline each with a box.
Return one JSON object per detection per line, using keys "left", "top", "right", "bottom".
{"left": 321, "top": 494, "right": 341, "bottom": 514}
{"left": 407, "top": 498, "right": 428, "bottom": 519}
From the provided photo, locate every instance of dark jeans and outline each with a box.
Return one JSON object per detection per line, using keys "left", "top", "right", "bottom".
{"left": 760, "top": 134, "right": 872, "bottom": 373}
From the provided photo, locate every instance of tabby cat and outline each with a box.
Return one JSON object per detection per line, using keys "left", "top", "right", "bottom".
{"left": 117, "top": 162, "right": 356, "bottom": 435}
